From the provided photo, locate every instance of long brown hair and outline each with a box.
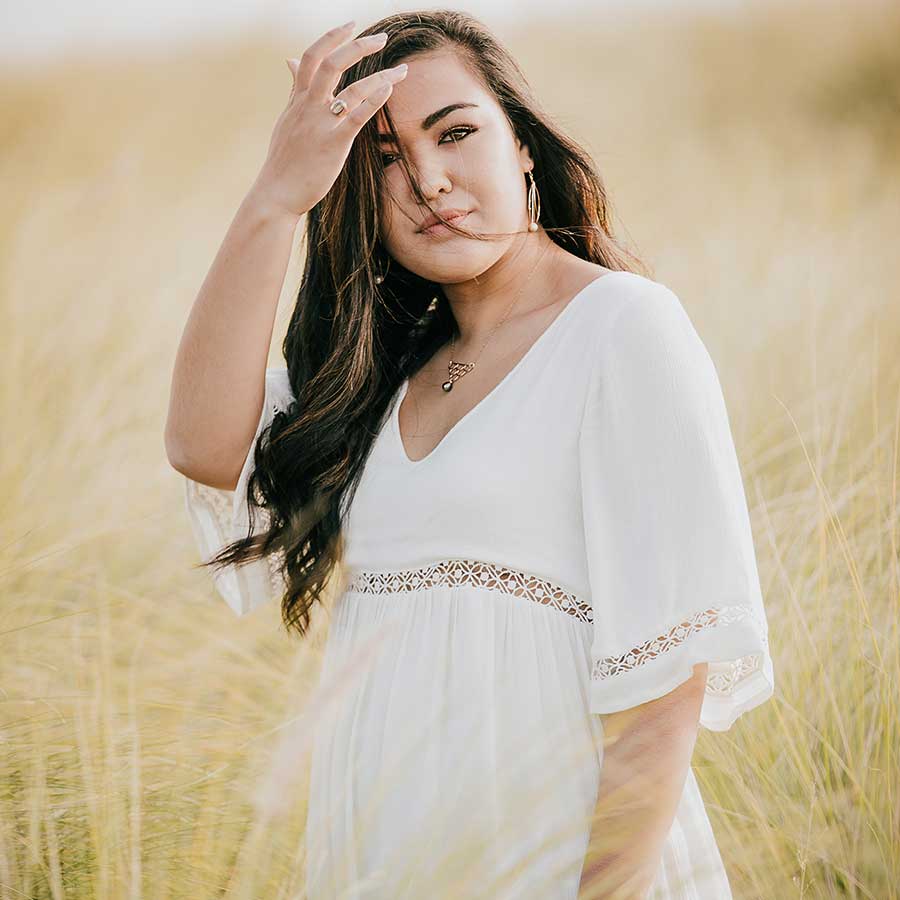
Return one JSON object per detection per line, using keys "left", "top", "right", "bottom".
{"left": 200, "top": 9, "right": 648, "bottom": 637}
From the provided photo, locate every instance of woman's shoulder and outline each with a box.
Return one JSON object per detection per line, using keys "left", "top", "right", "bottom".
{"left": 580, "top": 269, "right": 682, "bottom": 321}
{"left": 576, "top": 271, "right": 722, "bottom": 419}
{"left": 571, "top": 269, "right": 692, "bottom": 360}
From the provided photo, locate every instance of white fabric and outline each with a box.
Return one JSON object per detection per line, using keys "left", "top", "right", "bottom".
{"left": 182, "top": 270, "right": 775, "bottom": 898}
{"left": 182, "top": 367, "right": 292, "bottom": 616}
{"left": 578, "top": 276, "right": 773, "bottom": 730}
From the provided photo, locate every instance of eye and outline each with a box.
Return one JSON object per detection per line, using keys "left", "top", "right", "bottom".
{"left": 381, "top": 125, "right": 477, "bottom": 166}
{"left": 440, "top": 125, "right": 477, "bottom": 145}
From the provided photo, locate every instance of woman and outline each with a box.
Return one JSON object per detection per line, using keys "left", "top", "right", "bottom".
{"left": 166, "top": 11, "right": 775, "bottom": 898}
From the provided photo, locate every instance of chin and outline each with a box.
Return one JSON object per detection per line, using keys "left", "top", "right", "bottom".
{"left": 412, "top": 259, "right": 492, "bottom": 285}
{"left": 406, "top": 245, "right": 501, "bottom": 279}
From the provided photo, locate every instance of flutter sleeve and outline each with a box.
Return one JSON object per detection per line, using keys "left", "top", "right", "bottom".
{"left": 578, "top": 283, "right": 775, "bottom": 731}
{"left": 182, "top": 366, "right": 295, "bottom": 617}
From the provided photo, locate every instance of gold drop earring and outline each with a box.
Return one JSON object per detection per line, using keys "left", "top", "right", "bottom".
{"left": 526, "top": 168, "right": 540, "bottom": 233}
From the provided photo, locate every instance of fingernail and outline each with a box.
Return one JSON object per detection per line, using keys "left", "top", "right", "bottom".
{"left": 341, "top": 19, "right": 355, "bottom": 28}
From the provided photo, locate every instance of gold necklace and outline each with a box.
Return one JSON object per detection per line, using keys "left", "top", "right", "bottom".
{"left": 441, "top": 250, "right": 548, "bottom": 393}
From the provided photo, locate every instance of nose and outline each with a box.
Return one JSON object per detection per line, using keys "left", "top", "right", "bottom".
{"left": 412, "top": 159, "right": 453, "bottom": 204}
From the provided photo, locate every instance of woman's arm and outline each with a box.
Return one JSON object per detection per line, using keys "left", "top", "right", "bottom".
{"left": 577, "top": 662, "right": 709, "bottom": 899}
{"left": 164, "top": 187, "right": 300, "bottom": 492}
{"left": 166, "top": 24, "right": 408, "bottom": 493}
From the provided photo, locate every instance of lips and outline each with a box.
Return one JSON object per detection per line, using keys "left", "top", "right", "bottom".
{"left": 419, "top": 210, "right": 469, "bottom": 234}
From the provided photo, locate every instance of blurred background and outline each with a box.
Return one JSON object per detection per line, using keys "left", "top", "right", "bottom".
{"left": 2, "top": 0, "right": 898, "bottom": 896}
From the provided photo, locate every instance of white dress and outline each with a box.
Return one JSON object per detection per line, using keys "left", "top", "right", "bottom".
{"left": 183, "top": 271, "right": 775, "bottom": 899}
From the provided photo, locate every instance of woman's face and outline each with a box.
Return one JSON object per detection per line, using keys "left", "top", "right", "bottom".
{"left": 375, "top": 49, "right": 533, "bottom": 284}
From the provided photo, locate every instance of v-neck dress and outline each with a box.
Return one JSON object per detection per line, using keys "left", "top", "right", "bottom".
{"left": 183, "top": 270, "right": 775, "bottom": 899}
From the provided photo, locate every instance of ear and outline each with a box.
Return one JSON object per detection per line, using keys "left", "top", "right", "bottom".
{"left": 517, "top": 137, "right": 534, "bottom": 174}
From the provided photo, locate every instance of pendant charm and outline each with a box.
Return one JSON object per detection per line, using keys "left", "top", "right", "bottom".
{"left": 445, "top": 359, "right": 475, "bottom": 394}
{"left": 443, "top": 353, "right": 474, "bottom": 392}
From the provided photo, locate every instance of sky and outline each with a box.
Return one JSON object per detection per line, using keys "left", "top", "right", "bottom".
{"left": 1, "top": 0, "right": 746, "bottom": 65}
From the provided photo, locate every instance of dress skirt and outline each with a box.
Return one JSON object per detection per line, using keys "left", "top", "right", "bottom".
{"left": 303, "top": 569, "right": 735, "bottom": 899}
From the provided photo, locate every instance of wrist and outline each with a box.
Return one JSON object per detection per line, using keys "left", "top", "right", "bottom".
{"left": 242, "top": 183, "right": 304, "bottom": 228}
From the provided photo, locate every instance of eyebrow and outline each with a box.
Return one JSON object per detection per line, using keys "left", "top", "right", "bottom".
{"left": 377, "top": 102, "right": 480, "bottom": 143}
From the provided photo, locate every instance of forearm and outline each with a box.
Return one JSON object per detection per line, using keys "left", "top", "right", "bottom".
{"left": 165, "top": 185, "right": 301, "bottom": 485}
{"left": 578, "top": 663, "right": 707, "bottom": 899}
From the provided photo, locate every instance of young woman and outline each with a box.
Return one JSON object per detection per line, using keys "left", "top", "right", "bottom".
{"left": 166, "top": 11, "right": 775, "bottom": 899}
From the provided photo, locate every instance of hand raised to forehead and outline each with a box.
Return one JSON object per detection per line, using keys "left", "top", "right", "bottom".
{"left": 253, "top": 20, "right": 408, "bottom": 221}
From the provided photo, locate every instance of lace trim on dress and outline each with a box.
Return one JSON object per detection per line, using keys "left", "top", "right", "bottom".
{"left": 190, "top": 481, "right": 286, "bottom": 591}
{"left": 346, "top": 558, "right": 593, "bottom": 625}
{"left": 591, "top": 604, "right": 769, "bottom": 697}
{"left": 192, "top": 480, "right": 231, "bottom": 520}
{"left": 346, "top": 560, "right": 767, "bottom": 701}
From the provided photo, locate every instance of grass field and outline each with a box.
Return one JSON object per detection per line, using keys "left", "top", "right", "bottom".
{"left": 1, "top": 1, "right": 898, "bottom": 896}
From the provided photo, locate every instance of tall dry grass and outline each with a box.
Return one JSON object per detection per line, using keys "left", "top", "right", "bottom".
{"left": 1, "top": 0, "right": 898, "bottom": 896}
